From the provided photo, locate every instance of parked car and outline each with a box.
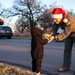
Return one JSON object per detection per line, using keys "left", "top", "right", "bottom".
{"left": 0, "top": 26, "right": 13, "bottom": 39}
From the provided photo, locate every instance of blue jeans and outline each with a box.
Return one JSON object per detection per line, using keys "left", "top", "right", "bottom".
{"left": 63, "top": 37, "right": 74, "bottom": 68}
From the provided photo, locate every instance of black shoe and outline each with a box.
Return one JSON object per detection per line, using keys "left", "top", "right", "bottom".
{"left": 58, "top": 67, "right": 70, "bottom": 72}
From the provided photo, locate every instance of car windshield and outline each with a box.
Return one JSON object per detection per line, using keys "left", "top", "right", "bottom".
{"left": 0, "top": 27, "right": 12, "bottom": 31}
{"left": 3, "top": 27, "right": 11, "bottom": 31}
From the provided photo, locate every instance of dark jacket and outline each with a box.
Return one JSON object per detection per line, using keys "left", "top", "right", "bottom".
{"left": 50, "top": 14, "right": 75, "bottom": 41}
{"left": 31, "top": 27, "right": 48, "bottom": 59}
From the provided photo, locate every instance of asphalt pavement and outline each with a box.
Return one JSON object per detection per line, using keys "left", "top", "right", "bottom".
{"left": 0, "top": 39, "right": 75, "bottom": 75}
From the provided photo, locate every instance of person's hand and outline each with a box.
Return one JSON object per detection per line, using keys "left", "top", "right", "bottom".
{"left": 47, "top": 36, "right": 54, "bottom": 43}
{"left": 43, "top": 34, "right": 51, "bottom": 39}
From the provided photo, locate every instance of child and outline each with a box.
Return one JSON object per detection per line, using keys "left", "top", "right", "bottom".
{"left": 31, "top": 24, "right": 48, "bottom": 75}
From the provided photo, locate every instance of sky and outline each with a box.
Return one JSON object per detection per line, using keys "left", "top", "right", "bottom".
{"left": 0, "top": 0, "right": 75, "bottom": 31}
{"left": 0, "top": 0, "right": 75, "bottom": 12}
{"left": 39, "top": 0, "right": 75, "bottom": 12}
{"left": 0, "top": 0, "right": 14, "bottom": 8}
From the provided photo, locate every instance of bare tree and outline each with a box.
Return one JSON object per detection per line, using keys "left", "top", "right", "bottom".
{"left": 15, "top": 15, "right": 30, "bottom": 32}
{"left": 2, "top": 0, "right": 46, "bottom": 29}
{"left": 37, "top": 9, "right": 53, "bottom": 29}
{"left": 36, "top": 3, "right": 59, "bottom": 29}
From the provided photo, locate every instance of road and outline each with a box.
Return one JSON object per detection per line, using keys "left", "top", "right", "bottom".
{"left": 0, "top": 38, "right": 75, "bottom": 75}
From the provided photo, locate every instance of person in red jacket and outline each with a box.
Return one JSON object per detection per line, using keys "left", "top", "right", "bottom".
{"left": 31, "top": 23, "right": 48, "bottom": 75}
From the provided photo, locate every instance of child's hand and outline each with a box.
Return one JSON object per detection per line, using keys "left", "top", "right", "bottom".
{"left": 43, "top": 34, "right": 51, "bottom": 39}
{"left": 47, "top": 36, "right": 54, "bottom": 43}
{"left": 46, "top": 37, "right": 51, "bottom": 43}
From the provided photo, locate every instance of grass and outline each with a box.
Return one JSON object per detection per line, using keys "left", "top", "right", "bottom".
{"left": 0, "top": 63, "right": 33, "bottom": 75}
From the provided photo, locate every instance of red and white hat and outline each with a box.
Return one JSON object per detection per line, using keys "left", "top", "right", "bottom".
{"left": 51, "top": 8, "right": 68, "bottom": 23}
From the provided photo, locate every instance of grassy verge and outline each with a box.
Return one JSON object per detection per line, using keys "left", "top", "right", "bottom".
{"left": 0, "top": 63, "right": 33, "bottom": 75}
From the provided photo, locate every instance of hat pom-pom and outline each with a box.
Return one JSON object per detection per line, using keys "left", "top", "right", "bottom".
{"left": 63, "top": 19, "right": 68, "bottom": 23}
